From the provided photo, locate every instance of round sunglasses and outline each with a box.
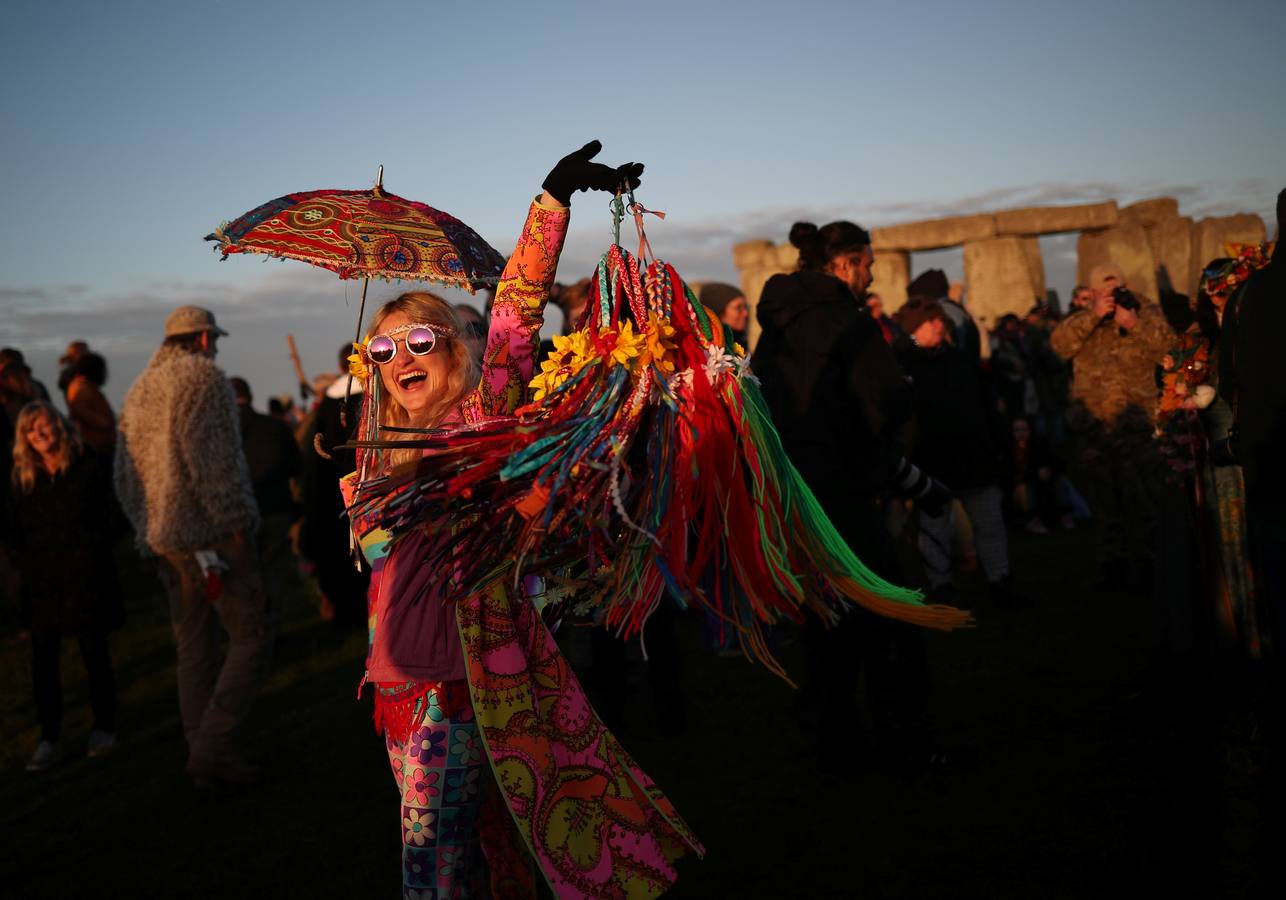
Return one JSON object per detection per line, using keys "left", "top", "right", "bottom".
{"left": 366, "top": 323, "right": 457, "bottom": 365}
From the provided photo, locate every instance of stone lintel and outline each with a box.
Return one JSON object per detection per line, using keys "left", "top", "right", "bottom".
{"left": 993, "top": 201, "right": 1118, "bottom": 237}
{"left": 871, "top": 214, "right": 996, "bottom": 252}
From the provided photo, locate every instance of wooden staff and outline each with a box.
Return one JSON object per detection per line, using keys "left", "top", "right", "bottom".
{"left": 287, "top": 334, "right": 312, "bottom": 401}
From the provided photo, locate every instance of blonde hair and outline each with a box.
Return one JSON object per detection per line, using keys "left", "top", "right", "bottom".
{"left": 368, "top": 291, "right": 480, "bottom": 469}
{"left": 11, "top": 400, "right": 82, "bottom": 494}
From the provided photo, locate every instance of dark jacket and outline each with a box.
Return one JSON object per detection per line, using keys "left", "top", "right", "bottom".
{"left": 1220, "top": 253, "right": 1286, "bottom": 503}
{"left": 754, "top": 270, "right": 912, "bottom": 502}
{"left": 238, "top": 405, "right": 301, "bottom": 518}
{"left": 894, "top": 338, "right": 1003, "bottom": 490}
{"left": 5, "top": 450, "right": 125, "bottom": 632}
{"left": 298, "top": 384, "right": 362, "bottom": 562}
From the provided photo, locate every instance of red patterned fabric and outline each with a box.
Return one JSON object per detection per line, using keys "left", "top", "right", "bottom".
{"left": 207, "top": 186, "right": 505, "bottom": 290}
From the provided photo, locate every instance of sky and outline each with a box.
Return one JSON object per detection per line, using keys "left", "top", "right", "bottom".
{"left": 2, "top": 0, "right": 1283, "bottom": 408}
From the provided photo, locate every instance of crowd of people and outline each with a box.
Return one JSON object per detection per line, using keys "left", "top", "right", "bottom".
{"left": 1, "top": 172, "right": 1282, "bottom": 896}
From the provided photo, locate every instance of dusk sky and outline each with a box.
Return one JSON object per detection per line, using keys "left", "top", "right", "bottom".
{"left": 2, "top": 0, "right": 1283, "bottom": 406}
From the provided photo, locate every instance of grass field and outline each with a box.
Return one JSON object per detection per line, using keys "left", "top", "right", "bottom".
{"left": 0, "top": 526, "right": 1271, "bottom": 898}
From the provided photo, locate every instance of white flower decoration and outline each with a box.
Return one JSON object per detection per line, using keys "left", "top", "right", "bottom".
{"left": 702, "top": 345, "right": 737, "bottom": 386}
{"left": 667, "top": 368, "right": 694, "bottom": 393}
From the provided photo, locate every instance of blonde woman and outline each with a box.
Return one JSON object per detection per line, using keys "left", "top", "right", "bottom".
{"left": 344, "top": 143, "right": 701, "bottom": 898}
{"left": 4, "top": 401, "right": 123, "bottom": 771}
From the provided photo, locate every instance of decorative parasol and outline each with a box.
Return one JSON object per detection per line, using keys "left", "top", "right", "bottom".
{"left": 205, "top": 166, "right": 505, "bottom": 370}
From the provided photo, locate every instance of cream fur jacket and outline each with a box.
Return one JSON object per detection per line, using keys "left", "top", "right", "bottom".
{"left": 114, "top": 344, "right": 259, "bottom": 554}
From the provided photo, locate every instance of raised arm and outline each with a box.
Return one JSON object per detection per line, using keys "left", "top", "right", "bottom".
{"left": 471, "top": 142, "right": 644, "bottom": 418}
{"left": 473, "top": 196, "right": 570, "bottom": 418}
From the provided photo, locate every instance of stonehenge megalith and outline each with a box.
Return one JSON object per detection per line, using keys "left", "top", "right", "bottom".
{"left": 732, "top": 196, "right": 1267, "bottom": 342}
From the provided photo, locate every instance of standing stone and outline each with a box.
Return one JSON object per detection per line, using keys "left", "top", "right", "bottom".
{"left": 1192, "top": 214, "right": 1267, "bottom": 289}
{"left": 773, "top": 244, "right": 801, "bottom": 270}
{"left": 963, "top": 237, "right": 1039, "bottom": 329}
{"left": 732, "top": 240, "right": 773, "bottom": 270}
{"left": 994, "top": 201, "right": 1118, "bottom": 236}
{"left": 737, "top": 246, "right": 800, "bottom": 350}
{"left": 1076, "top": 224, "right": 1158, "bottom": 301}
{"left": 734, "top": 240, "right": 794, "bottom": 349}
{"left": 870, "top": 251, "right": 910, "bottom": 313}
{"left": 1018, "top": 237, "right": 1046, "bottom": 303}
{"left": 1119, "top": 197, "right": 1179, "bottom": 228}
{"left": 1148, "top": 216, "right": 1195, "bottom": 297}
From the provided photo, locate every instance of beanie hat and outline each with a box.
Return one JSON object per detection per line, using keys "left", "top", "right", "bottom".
{"left": 698, "top": 282, "right": 744, "bottom": 316}
{"left": 907, "top": 269, "right": 950, "bottom": 300}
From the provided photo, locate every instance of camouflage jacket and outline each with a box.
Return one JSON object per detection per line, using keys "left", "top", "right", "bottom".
{"left": 1050, "top": 305, "right": 1173, "bottom": 427}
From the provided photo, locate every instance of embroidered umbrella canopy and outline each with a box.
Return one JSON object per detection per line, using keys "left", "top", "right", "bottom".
{"left": 205, "top": 167, "right": 504, "bottom": 290}
{"left": 205, "top": 166, "right": 504, "bottom": 379}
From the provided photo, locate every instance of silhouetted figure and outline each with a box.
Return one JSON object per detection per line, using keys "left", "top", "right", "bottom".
{"left": 230, "top": 376, "right": 301, "bottom": 624}
{"left": 299, "top": 344, "right": 367, "bottom": 626}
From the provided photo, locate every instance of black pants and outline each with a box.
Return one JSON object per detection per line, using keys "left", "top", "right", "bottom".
{"left": 803, "top": 495, "right": 929, "bottom": 754}
{"left": 31, "top": 627, "right": 117, "bottom": 742}
{"left": 588, "top": 600, "right": 684, "bottom": 733}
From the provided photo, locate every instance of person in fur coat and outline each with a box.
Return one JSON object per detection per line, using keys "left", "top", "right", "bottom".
{"left": 114, "top": 306, "right": 270, "bottom": 788}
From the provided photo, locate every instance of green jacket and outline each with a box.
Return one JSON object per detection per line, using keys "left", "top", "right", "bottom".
{"left": 1050, "top": 305, "right": 1173, "bottom": 427}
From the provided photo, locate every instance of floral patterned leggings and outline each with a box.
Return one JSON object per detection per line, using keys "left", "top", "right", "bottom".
{"left": 385, "top": 696, "right": 486, "bottom": 899}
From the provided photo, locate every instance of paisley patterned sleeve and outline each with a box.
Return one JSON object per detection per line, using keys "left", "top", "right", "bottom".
{"left": 469, "top": 196, "right": 570, "bottom": 419}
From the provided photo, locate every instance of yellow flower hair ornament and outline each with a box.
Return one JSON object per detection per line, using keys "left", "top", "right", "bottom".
{"left": 348, "top": 339, "right": 371, "bottom": 380}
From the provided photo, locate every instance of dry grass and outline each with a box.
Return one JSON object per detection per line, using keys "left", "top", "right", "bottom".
{"left": 0, "top": 528, "right": 1268, "bottom": 898}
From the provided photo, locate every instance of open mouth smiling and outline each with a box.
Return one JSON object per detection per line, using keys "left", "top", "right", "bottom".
{"left": 397, "top": 370, "right": 428, "bottom": 390}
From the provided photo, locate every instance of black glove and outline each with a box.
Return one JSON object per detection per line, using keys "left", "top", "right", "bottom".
{"left": 542, "top": 140, "right": 644, "bottom": 206}
{"left": 918, "top": 478, "right": 953, "bottom": 518}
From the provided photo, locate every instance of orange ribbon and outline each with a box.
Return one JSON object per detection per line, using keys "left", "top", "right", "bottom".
{"left": 629, "top": 201, "right": 666, "bottom": 263}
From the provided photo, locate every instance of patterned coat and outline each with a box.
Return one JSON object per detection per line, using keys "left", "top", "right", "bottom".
{"left": 1050, "top": 304, "right": 1174, "bottom": 428}
{"left": 346, "top": 196, "right": 702, "bottom": 897}
{"left": 350, "top": 196, "right": 569, "bottom": 686}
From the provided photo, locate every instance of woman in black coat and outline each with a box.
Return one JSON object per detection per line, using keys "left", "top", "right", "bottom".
{"left": 5, "top": 400, "right": 124, "bottom": 771}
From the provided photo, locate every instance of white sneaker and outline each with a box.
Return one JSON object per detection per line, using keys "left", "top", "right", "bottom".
{"left": 87, "top": 730, "right": 117, "bottom": 757}
{"left": 25, "top": 740, "right": 63, "bottom": 772}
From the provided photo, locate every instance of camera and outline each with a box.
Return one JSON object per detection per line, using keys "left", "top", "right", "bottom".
{"left": 1111, "top": 285, "right": 1140, "bottom": 313}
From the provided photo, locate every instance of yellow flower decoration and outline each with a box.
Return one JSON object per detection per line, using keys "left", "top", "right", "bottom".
{"left": 732, "top": 341, "right": 746, "bottom": 357}
{"left": 641, "top": 313, "right": 678, "bottom": 374}
{"left": 347, "top": 340, "right": 370, "bottom": 380}
{"left": 528, "top": 330, "right": 592, "bottom": 402}
{"left": 605, "top": 320, "right": 644, "bottom": 370}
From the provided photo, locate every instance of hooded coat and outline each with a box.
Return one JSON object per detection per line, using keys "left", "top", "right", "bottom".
{"left": 753, "top": 269, "right": 912, "bottom": 502}
{"left": 114, "top": 344, "right": 259, "bottom": 554}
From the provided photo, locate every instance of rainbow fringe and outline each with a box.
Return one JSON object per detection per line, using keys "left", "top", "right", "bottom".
{"left": 346, "top": 245, "right": 971, "bottom": 682}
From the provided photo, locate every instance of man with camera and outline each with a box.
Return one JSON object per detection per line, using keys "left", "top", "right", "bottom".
{"left": 1051, "top": 263, "right": 1174, "bottom": 587}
